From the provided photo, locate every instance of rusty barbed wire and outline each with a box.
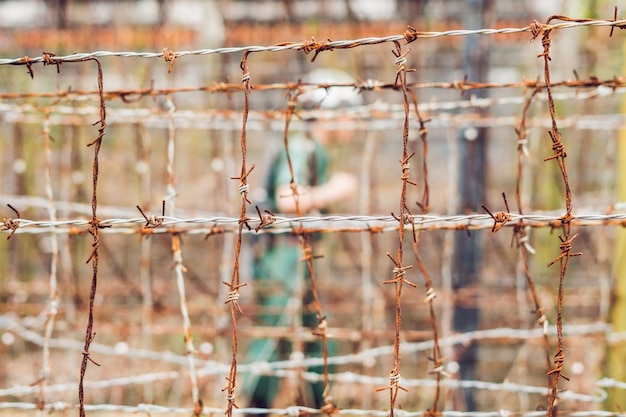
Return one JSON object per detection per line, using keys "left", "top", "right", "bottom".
{"left": 1, "top": 18, "right": 626, "bottom": 68}
{"left": 17, "top": 56, "right": 95, "bottom": 416}
{"left": 404, "top": 44, "right": 443, "bottom": 417}
{"left": 1, "top": 204, "right": 20, "bottom": 240}
{"left": 0, "top": 382, "right": 613, "bottom": 417}
{"left": 3, "top": 211, "right": 626, "bottom": 237}
{"left": 513, "top": 86, "right": 553, "bottom": 389}
{"left": 533, "top": 16, "right": 585, "bottom": 415}
{"left": 2, "top": 85, "right": 625, "bottom": 135}
{"left": 69, "top": 57, "right": 108, "bottom": 417}
{"left": 222, "top": 50, "right": 254, "bottom": 417}
{"left": 376, "top": 41, "right": 417, "bottom": 417}
{"left": 0, "top": 402, "right": 620, "bottom": 417}
{"left": 0, "top": 74, "right": 624, "bottom": 103}
{"left": 277, "top": 78, "right": 336, "bottom": 413}
{"left": 2, "top": 13, "right": 626, "bottom": 417}
{"left": 1, "top": 313, "right": 612, "bottom": 371}
{"left": 0, "top": 369, "right": 611, "bottom": 412}
{"left": 1, "top": 313, "right": 613, "bottom": 377}
{"left": 0, "top": 309, "right": 616, "bottom": 413}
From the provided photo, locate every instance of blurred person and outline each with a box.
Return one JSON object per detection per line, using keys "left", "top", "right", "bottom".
{"left": 244, "top": 68, "right": 361, "bottom": 415}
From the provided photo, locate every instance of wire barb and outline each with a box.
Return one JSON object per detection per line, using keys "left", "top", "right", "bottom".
{"left": 163, "top": 48, "right": 177, "bottom": 73}
{"left": 482, "top": 192, "right": 511, "bottom": 233}
{"left": 136, "top": 200, "right": 165, "bottom": 229}
{"left": 1, "top": 204, "right": 21, "bottom": 240}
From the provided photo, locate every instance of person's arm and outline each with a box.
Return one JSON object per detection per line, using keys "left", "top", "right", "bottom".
{"left": 275, "top": 172, "right": 357, "bottom": 214}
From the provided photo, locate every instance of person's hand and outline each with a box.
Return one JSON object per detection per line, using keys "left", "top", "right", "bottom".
{"left": 326, "top": 172, "right": 358, "bottom": 201}
{"left": 275, "top": 172, "right": 358, "bottom": 213}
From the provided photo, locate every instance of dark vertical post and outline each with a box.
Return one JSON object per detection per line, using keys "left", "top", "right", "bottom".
{"left": 157, "top": 0, "right": 168, "bottom": 27}
{"left": 452, "top": 0, "right": 490, "bottom": 411}
{"left": 55, "top": 0, "right": 69, "bottom": 29}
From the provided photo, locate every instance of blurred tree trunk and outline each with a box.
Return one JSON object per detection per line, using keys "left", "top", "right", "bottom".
{"left": 53, "top": 0, "right": 69, "bottom": 29}
{"left": 607, "top": 35, "right": 626, "bottom": 411}
{"left": 452, "top": 0, "right": 491, "bottom": 411}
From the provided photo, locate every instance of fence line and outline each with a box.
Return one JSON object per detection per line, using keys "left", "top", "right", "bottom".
{"left": 2, "top": 12, "right": 626, "bottom": 417}
{"left": 1, "top": 88, "right": 624, "bottom": 132}
{"left": 1, "top": 17, "right": 626, "bottom": 68}
{"left": 0, "top": 314, "right": 614, "bottom": 369}
{"left": 3, "top": 212, "right": 626, "bottom": 237}
{"left": 3, "top": 402, "right": 626, "bottom": 417}
{"left": 1, "top": 75, "right": 624, "bottom": 101}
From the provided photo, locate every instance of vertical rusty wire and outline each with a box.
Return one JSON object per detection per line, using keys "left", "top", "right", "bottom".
{"left": 280, "top": 87, "right": 306, "bottom": 402}
{"left": 218, "top": 126, "right": 237, "bottom": 382}
{"left": 223, "top": 51, "right": 254, "bottom": 417}
{"left": 299, "top": 235, "right": 332, "bottom": 412}
{"left": 38, "top": 105, "right": 59, "bottom": 413}
{"left": 407, "top": 86, "right": 443, "bottom": 414}
{"left": 376, "top": 41, "right": 417, "bottom": 417}
{"left": 78, "top": 57, "right": 106, "bottom": 417}
{"left": 164, "top": 100, "right": 202, "bottom": 414}
{"left": 280, "top": 84, "right": 335, "bottom": 413}
{"left": 513, "top": 88, "right": 553, "bottom": 385}
{"left": 531, "top": 18, "right": 583, "bottom": 415}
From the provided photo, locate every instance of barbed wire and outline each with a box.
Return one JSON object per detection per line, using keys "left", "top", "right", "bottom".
{"left": 0, "top": 314, "right": 616, "bottom": 413}
{"left": 0, "top": 313, "right": 613, "bottom": 373}
{"left": 3, "top": 401, "right": 626, "bottom": 417}
{"left": 2, "top": 12, "right": 626, "bottom": 417}
{"left": 0, "top": 351, "right": 612, "bottom": 405}
{"left": 1, "top": 75, "right": 624, "bottom": 102}
{"left": 1, "top": 18, "right": 626, "bottom": 68}
{"left": 1, "top": 87, "right": 623, "bottom": 133}
{"left": 6, "top": 194, "right": 626, "bottom": 222}
{"left": 3, "top": 211, "right": 626, "bottom": 237}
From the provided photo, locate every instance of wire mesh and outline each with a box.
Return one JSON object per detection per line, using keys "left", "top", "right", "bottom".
{"left": 1, "top": 12, "right": 626, "bottom": 417}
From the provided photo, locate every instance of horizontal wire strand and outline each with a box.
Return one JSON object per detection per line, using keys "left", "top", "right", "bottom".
{"left": 1, "top": 18, "right": 626, "bottom": 66}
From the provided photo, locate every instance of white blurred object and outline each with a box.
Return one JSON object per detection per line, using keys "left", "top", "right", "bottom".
{"left": 349, "top": 0, "right": 397, "bottom": 20}
{"left": 0, "top": 0, "right": 46, "bottom": 27}
{"left": 170, "top": 0, "right": 225, "bottom": 47}
{"left": 299, "top": 68, "right": 363, "bottom": 109}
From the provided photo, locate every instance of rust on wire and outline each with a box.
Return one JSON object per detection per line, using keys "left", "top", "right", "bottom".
{"left": 74, "top": 57, "right": 107, "bottom": 417}
{"left": 482, "top": 192, "right": 511, "bottom": 233}
{"left": 407, "top": 88, "right": 430, "bottom": 213}
{"left": 42, "top": 51, "right": 62, "bottom": 73}
{"left": 377, "top": 40, "right": 419, "bottom": 417}
{"left": 137, "top": 200, "right": 166, "bottom": 229}
{"left": 163, "top": 47, "right": 177, "bottom": 73}
{"left": 222, "top": 49, "right": 255, "bottom": 417}
{"left": 2, "top": 74, "right": 626, "bottom": 102}
{"left": 18, "top": 56, "right": 34, "bottom": 79}
{"left": 300, "top": 37, "right": 335, "bottom": 62}
{"left": 511, "top": 83, "right": 552, "bottom": 384}
{"left": 407, "top": 72, "right": 440, "bottom": 414}
{"left": 1, "top": 14, "right": 625, "bottom": 417}
{"left": 1, "top": 204, "right": 20, "bottom": 240}
{"left": 254, "top": 206, "right": 276, "bottom": 232}
{"left": 277, "top": 74, "right": 337, "bottom": 413}
{"left": 204, "top": 224, "right": 226, "bottom": 240}
{"left": 532, "top": 14, "right": 588, "bottom": 416}
{"left": 403, "top": 25, "right": 419, "bottom": 44}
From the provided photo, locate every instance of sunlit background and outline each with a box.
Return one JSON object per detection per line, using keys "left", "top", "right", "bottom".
{"left": 1, "top": 1, "right": 626, "bottom": 415}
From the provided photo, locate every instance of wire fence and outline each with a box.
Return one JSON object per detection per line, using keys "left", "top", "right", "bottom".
{"left": 1, "top": 13, "right": 626, "bottom": 417}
